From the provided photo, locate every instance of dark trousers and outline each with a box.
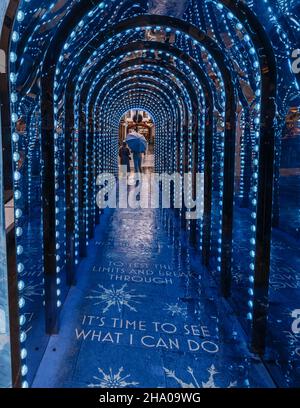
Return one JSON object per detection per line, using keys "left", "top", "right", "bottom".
{"left": 133, "top": 155, "right": 142, "bottom": 173}
{"left": 121, "top": 160, "right": 130, "bottom": 173}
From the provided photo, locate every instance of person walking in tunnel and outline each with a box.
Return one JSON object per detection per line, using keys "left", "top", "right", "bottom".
{"left": 126, "top": 130, "right": 147, "bottom": 177}
{"left": 119, "top": 141, "right": 131, "bottom": 176}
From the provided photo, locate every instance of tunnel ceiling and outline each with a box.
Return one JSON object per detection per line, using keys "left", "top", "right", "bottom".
{"left": 10, "top": 0, "right": 300, "bottom": 121}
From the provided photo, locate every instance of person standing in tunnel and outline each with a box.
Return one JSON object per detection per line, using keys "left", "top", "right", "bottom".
{"left": 119, "top": 141, "right": 131, "bottom": 176}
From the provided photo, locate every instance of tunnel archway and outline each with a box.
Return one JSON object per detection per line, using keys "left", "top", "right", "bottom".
{"left": 1, "top": 0, "right": 300, "bottom": 390}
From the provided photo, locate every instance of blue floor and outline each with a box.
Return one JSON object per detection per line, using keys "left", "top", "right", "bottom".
{"left": 32, "top": 206, "right": 274, "bottom": 388}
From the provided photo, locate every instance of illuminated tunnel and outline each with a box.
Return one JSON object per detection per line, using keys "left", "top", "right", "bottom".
{"left": 0, "top": 0, "right": 300, "bottom": 389}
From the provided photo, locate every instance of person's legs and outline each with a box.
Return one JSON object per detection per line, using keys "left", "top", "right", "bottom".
{"left": 133, "top": 156, "right": 139, "bottom": 173}
{"left": 120, "top": 162, "right": 126, "bottom": 177}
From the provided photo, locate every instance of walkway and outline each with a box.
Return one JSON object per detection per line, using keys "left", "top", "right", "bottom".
{"left": 32, "top": 197, "right": 274, "bottom": 388}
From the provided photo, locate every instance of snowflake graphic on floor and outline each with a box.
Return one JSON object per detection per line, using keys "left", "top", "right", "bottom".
{"left": 164, "top": 302, "right": 187, "bottom": 318}
{"left": 88, "top": 367, "right": 139, "bottom": 388}
{"left": 86, "top": 283, "right": 146, "bottom": 313}
{"left": 164, "top": 365, "right": 237, "bottom": 388}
